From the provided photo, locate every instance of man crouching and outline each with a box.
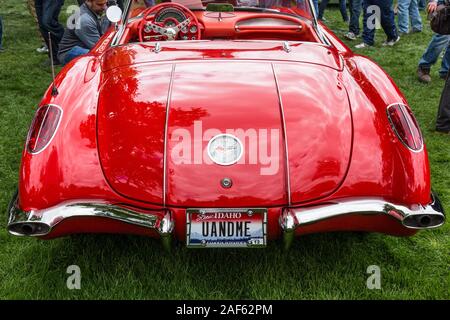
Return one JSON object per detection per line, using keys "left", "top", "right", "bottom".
{"left": 58, "top": 0, "right": 110, "bottom": 66}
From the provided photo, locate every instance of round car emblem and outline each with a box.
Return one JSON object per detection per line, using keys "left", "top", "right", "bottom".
{"left": 207, "top": 134, "right": 243, "bottom": 166}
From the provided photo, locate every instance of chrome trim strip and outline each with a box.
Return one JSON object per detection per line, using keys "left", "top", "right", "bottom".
{"left": 282, "top": 41, "right": 291, "bottom": 53}
{"left": 271, "top": 63, "right": 291, "bottom": 205}
{"left": 111, "top": 0, "right": 132, "bottom": 46}
{"left": 7, "top": 191, "right": 174, "bottom": 238}
{"left": 308, "top": 0, "right": 318, "bottom": 24}
{"left": 163, "top": 64, "right": 176, "bottom": 206}
{"left": 280, "top": 193, "right": 445, "bottom": 232}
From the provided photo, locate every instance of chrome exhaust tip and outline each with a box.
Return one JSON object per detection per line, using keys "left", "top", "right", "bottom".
{"left": 402, "top": 192, "right": 446, "bottom": 229}
{"left": 7, "top": 222, "right": 51, "bottom": 236}
{"left": 402, "top": 213, "right": 445, "bottom": 229}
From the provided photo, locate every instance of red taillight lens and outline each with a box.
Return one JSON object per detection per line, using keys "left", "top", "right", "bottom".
{"left": 27, "top": 105, "right": 62, "bottom": 154}
{"left": 387, "top": 104, "right": 423, "bottom": 151}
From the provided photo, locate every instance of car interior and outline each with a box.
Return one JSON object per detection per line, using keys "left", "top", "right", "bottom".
{"left": 116, "top": 0, "right": 322, "bottom": 45}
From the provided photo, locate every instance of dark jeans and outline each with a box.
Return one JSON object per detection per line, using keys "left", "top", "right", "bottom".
{"left": 0, "top": 16, "right": 3, "bottom": 49}
{"left": 35, "top": 0, "right": 65, "bottom": 62}
{"left": 436, "top": 72, "right": 450, "bottom": 132}
{"left": 319, "top": 0, "right": 349, "bottom": 21}
{"left": 362, "top": 0, "right": 397, "bottom": 45}
{"left": 348, "top": 0, "right": 362, "bottom": 35}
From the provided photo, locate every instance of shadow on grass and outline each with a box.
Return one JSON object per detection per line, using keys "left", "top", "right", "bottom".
{"left": 7, "top": 231, "right": 404, "bottom": 299}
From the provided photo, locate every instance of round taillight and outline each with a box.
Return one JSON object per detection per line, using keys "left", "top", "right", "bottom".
{"left": 26, "top": 104, "right": 63, "bottom": 154}
{"left": 386, "top": 104, "right": 423, "bottom": 151}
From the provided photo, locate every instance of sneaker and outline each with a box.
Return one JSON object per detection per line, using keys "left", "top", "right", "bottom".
{"left": 344, "top": 32, "right": 357, "bottom": 41}
{"left": 439, "top": 72, "right": 448, "bottom": 80}
{"left": 382, "top": 36, "right": 400, "bottom": 46}
{"left": 36, "top": 45, "right": 49, "bottom": 54}
{"left": 355, "top": 42, "right": 372, "bottom": 49}
{"left": 417, "top": 67, "right": 431, "bottom": 83}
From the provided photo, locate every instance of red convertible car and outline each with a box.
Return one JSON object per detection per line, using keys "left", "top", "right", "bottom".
{"left": 7, "top": 0, "right": 445, "bottom": 249}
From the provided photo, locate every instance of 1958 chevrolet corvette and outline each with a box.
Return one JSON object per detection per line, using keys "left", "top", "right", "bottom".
{"left": 7, "top": 0, "right": 445, "bottom": 249}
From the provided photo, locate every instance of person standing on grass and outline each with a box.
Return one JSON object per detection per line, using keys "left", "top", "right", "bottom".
{"left": 397, "top": 0, "right": 423, "bottom": 34}
{"left": 436, "top": 73, "right": 450, "bottom": 134}
{"left": 345, "top": 0, "right": 363, "bottom": 40}
{"left": 318, "top": 0, "right": 349, "bottom": 23}
{"left": 417, "top": 0, "right": 450, "bottom": 83}
{"left": 0, "top": 16, "right": 3, "bottom": 52}
{"left": 355, "top": 0, "right": 400, "bottom": 48}
{"left": 27, "top": 0, "right": 48, "bottom": 54}
{"left": 35, "top": 0, "right": 65, "bottom": 65}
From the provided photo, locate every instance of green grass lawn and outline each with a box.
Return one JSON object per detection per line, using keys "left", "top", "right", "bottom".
{"left": 0, "top": 1, "right": 448, "bottom": 299}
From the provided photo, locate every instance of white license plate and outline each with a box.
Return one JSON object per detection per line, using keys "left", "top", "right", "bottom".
{"left": 186, "top": 208, "right": 267, "bottom": 248}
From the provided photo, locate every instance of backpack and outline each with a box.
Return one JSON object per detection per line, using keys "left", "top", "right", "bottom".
{"left": 431, "top": 4, "right": 450, "bottom": 35}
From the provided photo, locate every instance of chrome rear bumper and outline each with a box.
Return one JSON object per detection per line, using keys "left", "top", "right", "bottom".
{"left": 280, "top": 193, "right": 445, "bottom": 249}
{"left": 7, "top": 190, "right": 445, "bottom": 250}
{"left": 7, "top": 191, "right": 174, "bottom": 249}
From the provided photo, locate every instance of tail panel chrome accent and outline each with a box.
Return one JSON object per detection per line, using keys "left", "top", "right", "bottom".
{"left": 280, "top": 193, "right": 445, "bottom": 249}
{"left": 7, "top": 191, "right": 174, "bottom": 241}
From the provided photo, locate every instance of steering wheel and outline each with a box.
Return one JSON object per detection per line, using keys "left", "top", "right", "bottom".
{"left": 138, "top": 3, "right": 201, "bottom": 42}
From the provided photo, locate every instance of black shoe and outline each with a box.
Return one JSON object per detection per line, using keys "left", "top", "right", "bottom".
{"left": 439, "top": 73, "right": 448, "bottom": 80}
{"left": 435, "top": 128, "right": 450, "bottom": 135}
{"left": 41, "top": 58, "right": 61, "bottom": 67}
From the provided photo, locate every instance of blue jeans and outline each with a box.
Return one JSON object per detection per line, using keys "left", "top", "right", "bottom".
{"left": 319, "top": 0, "right": 349, "bottom": 21}
{"left": 35, "top": 0, "right": 65, "bottom": 62}
{"left": 397, "top": 0, "right": 422, "bottom": 33}
{"left": 62, "top": 46, "right": 89, "bottom": 66}
{"left": 362, "top": 0, "right": 397, "bottom": 45}
{"left": 418, "top": 33, "right": 450, "bottom": 77}
{"left": 349, "top": 0, "right": 363, "bottom": 35}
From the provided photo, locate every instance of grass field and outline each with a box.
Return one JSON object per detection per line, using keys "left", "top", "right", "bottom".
{"left": 0, "top": 1, "right": 448, "bottom": 299}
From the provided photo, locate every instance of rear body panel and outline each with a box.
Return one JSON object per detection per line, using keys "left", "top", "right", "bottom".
{"left": 13, "top": 35, "right": 437, "bottom": 241}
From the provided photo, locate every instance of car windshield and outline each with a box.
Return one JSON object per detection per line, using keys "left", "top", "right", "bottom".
{"left": 124, "top": 0, "right": 314, "bottom": 21}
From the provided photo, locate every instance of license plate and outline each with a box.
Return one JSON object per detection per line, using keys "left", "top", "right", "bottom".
{"left": 186, "top": 208, "right": 267, "bottom": 248}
